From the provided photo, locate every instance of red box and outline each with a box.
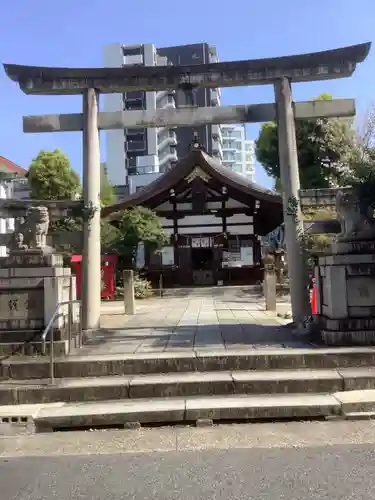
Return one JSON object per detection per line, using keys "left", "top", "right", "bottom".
{"left": 71, "top": 254, "right": 117, "bottom": 300}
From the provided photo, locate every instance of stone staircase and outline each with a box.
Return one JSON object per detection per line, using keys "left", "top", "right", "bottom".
{"left": 1, "top": 347, "right": 375, "bottom": 432}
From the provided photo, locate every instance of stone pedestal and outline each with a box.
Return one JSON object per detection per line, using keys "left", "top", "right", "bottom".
{"left": 263, "top": 254, "right": 277, "bottom": 311}
{"left": 123, "top": 270, "right": 136, "bottom": 315}
{"left": 0, "top": 250, "right": 80, "bottom": 355}
{"left": 317, "top": 240, "right": 375, "bottom": 345}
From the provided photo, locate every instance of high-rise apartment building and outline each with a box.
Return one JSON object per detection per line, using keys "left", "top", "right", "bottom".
{"left": 103, "top": 43, "right": 223, "bottom": 195}
{"left": 221, "top": 124, "right": 255, "bottom": 181}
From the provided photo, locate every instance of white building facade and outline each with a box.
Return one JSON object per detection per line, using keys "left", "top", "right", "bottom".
{"left": 221, "top": 124, "right": 255, "bottom": 181}
{"left": 0, "top": 181, "right": 15, "bottom": 257}
{"left": 103, "top": 43, "right": 222, "bottom": 196}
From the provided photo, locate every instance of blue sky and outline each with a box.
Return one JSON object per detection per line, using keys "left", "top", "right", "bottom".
{"left": 0, "top": 0, "right": 374, "bottom": 188}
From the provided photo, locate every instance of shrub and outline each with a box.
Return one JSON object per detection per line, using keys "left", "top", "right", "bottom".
{"left": 133, "top": 276, "right": 153, "bottom": 299}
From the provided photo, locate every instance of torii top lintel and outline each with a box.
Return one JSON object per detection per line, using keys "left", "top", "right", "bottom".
{"left": 3, "top": 42, "right": 371, "bottom": 95}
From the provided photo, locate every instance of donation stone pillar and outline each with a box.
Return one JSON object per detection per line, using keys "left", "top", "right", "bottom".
{"left": 274, "top": 77, "right": 310, "bottom": 325}
{"left": 82, "top": 88, "right": 101, "bottom": 332}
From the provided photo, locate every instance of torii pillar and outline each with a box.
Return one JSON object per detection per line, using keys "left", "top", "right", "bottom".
{"left": 82, "top": 88, "right": 101, "bottom": 331}
{"left": 274, "top": 77, "right": 310, "bottom": 324}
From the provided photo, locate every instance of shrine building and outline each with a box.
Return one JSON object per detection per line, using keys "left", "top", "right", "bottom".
{"left": 102, "top": 142, "right": 283, "bottom": 287}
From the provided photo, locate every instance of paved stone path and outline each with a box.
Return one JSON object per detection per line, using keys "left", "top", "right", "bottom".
{"left": 83, "top": 291, "right": 304, "bottom": 355}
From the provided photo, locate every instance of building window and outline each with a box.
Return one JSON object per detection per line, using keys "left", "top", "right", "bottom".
{"left": 125, "top": 100, "right": 144, "bottom": 111}
{"left": 123, "top": 47, "right": 142, "bottom": 57}
{"left": 126, "top": 140, "right": 146, "bottom": 152}
{"left": 126, "top": 132, "right": 145, "bottom": 142}
{"left": 125, "top": 91, "right": 144, "bottom": 100}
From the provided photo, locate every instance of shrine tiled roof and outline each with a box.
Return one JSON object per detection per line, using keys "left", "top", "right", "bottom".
{"left": 101, "top": 149, "right": 282, "bottom": 218}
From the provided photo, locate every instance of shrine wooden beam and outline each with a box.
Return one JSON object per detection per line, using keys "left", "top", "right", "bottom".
{"left": 22, "top": 99, "right": 355, "bottom": 133}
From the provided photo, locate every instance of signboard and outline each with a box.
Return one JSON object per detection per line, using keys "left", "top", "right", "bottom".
{"left": 161, "top": 246, "right": 174, "bottom": 266}
{"left": 0, "top": 290, "right": 44, "bottom": 321}
{"left": 241, "top": 246, "right": 254, "bottom": 266}
{"left": 222, "top": 247, "right": 254, "bottom": 268}
{"left": 192, "top": 237, "right": 212, "bottom": 248}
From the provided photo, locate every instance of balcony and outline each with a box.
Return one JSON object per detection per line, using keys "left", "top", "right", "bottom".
{"left": 156, "top": 89, "right": 171, "bottom": 101}
{"left": 127, "top": 160, "right": 159, "bottom": 176}
{"left": 125, "top": 100, "right": 145, "bottom": 111}
{"left": 222, "top": 140, "right": 237, "bottom": 151}
{"left": 123, "top": 54, "right": 144, "bottom": 65}
{"left": 126, "top": 132, "right": 145, "bottom": 142}
{"left": 222, "top": 155, "right": 236, "bottom": 164}
{"left": 211, "top": 88, "right": 221, "bottom": 106}
{"left": 158, "top": 129, "right": 177, "bottom": 151}
{"left": 125, "top": 91, "right": 144, "bottom": 101}
{"left": 212, "top": 138, "right": 223, "bottom": 160}
{"left": 211, "top": 124, "right": 222, "bottom": 145}
{"left": 126, "top": 140, "right": 146, "bottom": 152}
{"left": 156, "top": 55, "right": 169, "bottom": 66}
{"left": 134, "top": 165, "right": 159, "bottom": 175}
{"left": 126, "top": 128, "right": 146, "bottom": 136}
{"left": 159, "top": 146, "right": 178, "bottom": 167}
{"left": 157, "top": 93, "right": 176, "bottom": 109}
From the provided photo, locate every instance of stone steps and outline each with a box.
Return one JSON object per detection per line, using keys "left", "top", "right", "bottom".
{"left": 1, "top": 367, "right": 375, "bottom": 406}
{"left": 8, "top": 390, "right": 375, "bottom": 433}
{"left": 335, "top": 389, "right": 375, "bottom": 414}
{"left": 0, "top": 393, "right": 342, "bottom": 433}
{"left": 3, "top": 347, "right": 375, "bottom": 380}
{"left": 2, "top": 348, "right": 375, "bottom": 431}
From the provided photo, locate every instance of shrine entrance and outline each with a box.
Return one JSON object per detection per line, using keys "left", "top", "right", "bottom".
{"left": 103, "top": 147, "right": 282, "bottom": 288}
{"left": 8, "top": 42, "right": 369, "bottom": 325}
{"left": 191, "top": 241, "right": 215, "bottom": 286}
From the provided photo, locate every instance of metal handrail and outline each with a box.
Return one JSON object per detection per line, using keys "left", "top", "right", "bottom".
{"left": 42, "top": 298, "right": 81, "bottom": 385}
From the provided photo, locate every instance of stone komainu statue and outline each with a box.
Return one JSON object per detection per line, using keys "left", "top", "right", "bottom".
{"left": 336, "top": 190, "right": 375, "bottom": 242}
{"left": 10, "top": 206, "right": 50, "bottom": 251}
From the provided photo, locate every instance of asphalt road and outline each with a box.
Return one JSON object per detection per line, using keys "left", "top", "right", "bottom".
{"left": 1, "top": 421, "right": 375, "bottom": 499}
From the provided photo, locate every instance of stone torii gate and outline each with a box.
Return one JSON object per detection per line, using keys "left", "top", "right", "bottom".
{"left": 3, "top": 42, "right": 371, "bottom": 331}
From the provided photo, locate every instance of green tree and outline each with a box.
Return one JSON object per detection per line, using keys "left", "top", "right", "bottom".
{"left": 99, "top": 163, "right": 116, "bottom": 250}
{"left": 303, "top": 208, "right": 336, "bottom": 253}
{"left": 27, "top": 149, "right": 81, "bottom": 200}
{"left": 341, "top": 105, "right": 375, "bottom": 218}
{"left": 101, "top": 220, "right": 120, "bottom": 253}
{"left": 255, "top": 94, "right": 356, "bottom": 189}
{"left": 113, "top": 206, "right": 168, "bottom": 267}
{"left": 100, "top": 163, "right": 115, "bottom": 207}
{"left": 26, "top": 150, "right": 82, "bottom": 259}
